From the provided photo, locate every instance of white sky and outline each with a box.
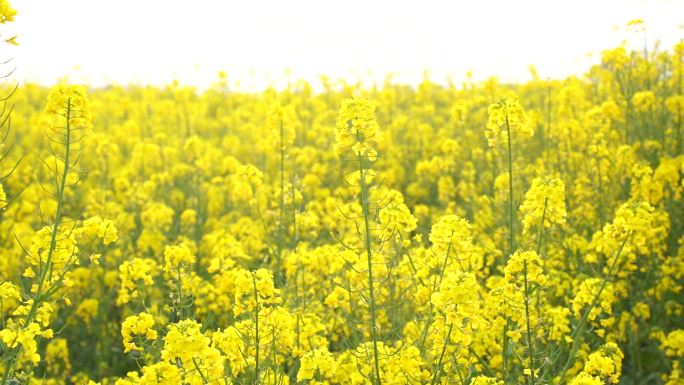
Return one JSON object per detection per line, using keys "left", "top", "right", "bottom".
{"left": 6, "top": 0, "right": 684, "bottom": 91}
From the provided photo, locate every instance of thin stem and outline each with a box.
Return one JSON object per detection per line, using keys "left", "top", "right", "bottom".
{"left": 505, "top": 114, "right": 516, "bottom": 258}
{"left": 253, "top": 274, "right": 261, "bottom": 385}
{"left": 358, "top": 148, "right": 382, "bottom": 385}
{"left": 419, "top": 239, "right": 453, "bottom": 349}
{"left": 597, "top": 159, "right": 605, "bottom": 229}
{"left": 276, "top": 118, "right": 285, "bottom": 285}
{"left": 503, "top": 113, "right": 515, "bottom": 385}
{"left": 177, "top": 264, "right": 184, "bottom": 320}
{"left": 503, "top": 317, "right": 509, "bottom": 385}
{"left": 535, "top": 198, "right": 548, "bottom": 255}
{"left": 38, "top": 98, "right": 72, "bottom": 295}
{"left": 430, "top": 324, "right": 454, "bottom": 385}
{"left": 523, "top": 260, "right": 536, "bottom": 385}
{"left": 678, "top": 38, "right": 683, "bottom": 154}
{"left": 192, "top": 357, "right": 209, "bottom": 384}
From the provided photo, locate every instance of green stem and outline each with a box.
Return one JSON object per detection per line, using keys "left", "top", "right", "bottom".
{"left": 534, "top": 199, "right": 547, "bottom": 369}
{"left": 419, "top": 237, "right": 453, "bottom": 349}
{"left": 523, "top": 260, "right": 536, "bottom": 385}
{"left": 503, "top": 113, "right": 515, "bottom": 385}
{"left": 503, "top": 317, "right": 509, "bottom": 385}
{"left": 505, "top": 114, "right": 516, "bottom": 258}
{"left": 535, "top": 198, "right": 548, "bottom": 255}
{"left": 276, "top": 118, "right": 285, "bottom": 285}
{"left": 358, "top": 150, "right": 382, "bottom": 385}
{"left": 430, "top": 324, "right": 454, "bottom": 385}
{"left": 192, "top": 357, "right": 209, "bottom": 384}
{"left": 253, "top": 274, "right": 261, "bottom": 385}
{"left": 597, "top": 159, "right": 605, "bottom": 229}
{"left": 177, "top": 264, "right": 184, "bottom": 320}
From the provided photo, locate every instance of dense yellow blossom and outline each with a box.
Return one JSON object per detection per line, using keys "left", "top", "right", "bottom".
{"left": 519, "top": 176, "right": 567, "bottom": 233}
{"left": 583, "top": 343, "right": 624, "bottom": 384}
{"left": 335, "top": 97, "right": 379, "bottom": 162}
{"left": 163, "top": 242, "right": 195, "bottom": 273}
{"left": 505, "top": 250, "right": 546, "bottom": 286}
{"left": 121, "top": 312, "right": 158, "bottom": 353}
{"left": 0, "top": 0, "right": 15, "bottom": 24}
{"left": 662, "top": 330, "right": 684, "bottom": 357}
{"left": 45, "top": 84, "right": 93, "bottom": 134}
{"left": 485, "top": 96, "right": 533, "bottom": 148}
{"left": 0, "top": 29, "right": 681, "bottom": 385}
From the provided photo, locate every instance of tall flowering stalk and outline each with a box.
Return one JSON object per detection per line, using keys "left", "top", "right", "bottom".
{"left": 335, "top": 97, "right": 383, "bottom": 385}
{"left": 268, "top": 104, "right": 296, "bottom": 286}
{"left": 1, "top": 85, "right": 92, "bottom": 384}
{"left": 486, "top": 96, "right": 533, "bottom": 258}
{"left": 486, "top": 96, "right": 532, "bottom": 384}
{"left": 504, "top": 250, "right": 546, "bottom": 385}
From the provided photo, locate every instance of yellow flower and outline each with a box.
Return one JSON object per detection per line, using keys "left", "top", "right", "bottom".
{"left": 666, "top": 95, "right": 684, "bottom": 115}
{"left": 45, "top": 84, "right": 93, "bottom": 134}
{"left": 163, "top": 242, "right": 195, "bottom": 274}
{"left": 79, "top": 216, "right": 119, "bottom": 245}
{"left": 632, "top": 91, "right": 656, "bottom": 113}
{"left": 0, "top": 0, "right": 16, "bottom": 24}
{"left": 569, "top": 372, "right": 603, "bottom": 385}
{"left": 662, "top": 330, "right": 684, "bottom": 357}
{"left": 583, "top": 342, "right": 624, "bottom": 384}
{"left": 431, "top": 271, "right": 482, "bottom": 326}
{"left": 519, "top": 177, "right": 567, "bottom": 233}
{"left": 89, "top": 253, "right": 101, "bottom": 265}
{"left": 572, "top": 278, "right": 617, "bottom": 321}
{"left": 76, "top": 298, "right": 99, "bottom": 324}
{"left": 471, "top": 376, "right": 504, "bottom": 385}
{"left": 335, "top": 97, "right": 379, "bottom": 162}
{"left": 161, "top": 319, "right": 224, "bottom": 381}
{"left": 485, "top": 96, "right": 533, "bottom": 148}
{"left": 121, "top": 312, "right": 158, "bottom": 353}
{"left": 429, "top": 214, "right": 476, "bottom": 269}
{"left": 268, "top": 104, "right": 297, "bottom": 151}
{"left": 505, "top": 250, "right": 546, "bottom": 286}
{"left": 0, "top": 182, "right": 6, "bottom": 207}
{"left": 0, "top": 282, "right": 21, "bottom": 313}
{"left": 139, "top": 362, "right": 181, "bottom": 385}
{"left": 297, "top": 348, "right": 335, "bottom": 381}
{"left": 118, "top": 258, "right": 157, "bottom": 305}
{"left": 0, "top": 320, "right": 45, "bottom": 364}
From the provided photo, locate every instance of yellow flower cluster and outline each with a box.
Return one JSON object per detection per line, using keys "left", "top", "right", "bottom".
{"left": 485, "top": 96, "right": 533, "bottom": 148}
{"left": 118, "top": 258, "right": 157, "bottom": 304}
{"left": 504, "top": 250, "right": 546, "bottom": 286}
{"left": 431, "top": 271, "right": 482, "bottom": 327}
{"left": 268, "top": 104, "right": 297, "bottom": 151}
{"left": 662, "top": 329, "right": 684, "bottom": 357}
{"left": 78, "top": 216, "right": 119, "bottom": 245}
{"left": 429, "top": 214, "right": 476, "bottom": 268}
{"left": 335, "top": 97, "right": 379, "bottom": 162}
{"left": 45, "top": 84, "right": 94, "bottom": 134}
{"left": 0, "top": 0, "right": 15, "bottom": 24}
{"left": 578, "top": 342, "right": 624, "bottom": 384}
{"left": 163, "top": 242, "right": 195, "bottom": 273}
{"left": 121, "top": 312, "right": 158, "bottom": 353}
{"left": 519, "top": 176, "right": 567, "bottom": 233}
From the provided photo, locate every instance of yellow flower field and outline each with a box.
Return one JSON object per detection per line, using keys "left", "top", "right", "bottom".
{"left": 0, "top": 2, "right": 683, "bottom": 385}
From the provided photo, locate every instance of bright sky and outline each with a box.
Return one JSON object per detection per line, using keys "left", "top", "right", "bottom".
{"left": 7, "top": 0, "right": 684, "bottom": 91}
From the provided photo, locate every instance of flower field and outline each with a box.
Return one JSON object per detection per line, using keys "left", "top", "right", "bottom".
{"left": 0, "top": 4, "right": 683, "bottom": 385}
